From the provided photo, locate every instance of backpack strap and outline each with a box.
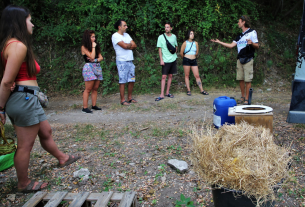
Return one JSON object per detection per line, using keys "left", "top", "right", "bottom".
{"left": 183, "top": 41, "right": 194, "bottom": 55}
{"left": 163, "top": 33, "right": 169, "bottom": 43}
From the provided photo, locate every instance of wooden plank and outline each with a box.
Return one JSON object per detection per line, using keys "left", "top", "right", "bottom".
{"left": 43, "top": 193, "right": 76, "bottom": 201}
{"left": 235, "top": 115, "right": 273, "bottom": 133}
{"left": 118, "top": 192, "right": 136, "bottom": 207}
{"left": 44, "top": 191, "right": 68, "bottom": 207}
{"left": 69, "top": 192, "right": 90, "bottom": 207}
{"left": 43, "top": 192, "right": 124, "bottom": 202}
{"left": 22, "top": 191, "right": 47, "bottom": 207}
{"left": 109, "top": 192, "right": 124, "bottom": 201}
{"left": 94, "top": 191, "right": 113, "bottom": 207}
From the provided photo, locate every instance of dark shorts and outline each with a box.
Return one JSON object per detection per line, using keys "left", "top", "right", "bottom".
{"left": 6, "top": 85, "right": 47, "bottom": 127}
{"left": 162, "top": 60, "right": 177, "bottom": 75}
{"left": 182, "top": 57, "right": 197, "bottom": 66}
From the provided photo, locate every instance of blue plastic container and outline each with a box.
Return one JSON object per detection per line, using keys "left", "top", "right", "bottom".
{"left": 213, "top": 96, "right": 237, "bottom": 128}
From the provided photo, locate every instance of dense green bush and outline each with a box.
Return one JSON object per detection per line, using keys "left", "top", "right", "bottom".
{"left": 1, "top": 0, "right": 297, "bottom": 94}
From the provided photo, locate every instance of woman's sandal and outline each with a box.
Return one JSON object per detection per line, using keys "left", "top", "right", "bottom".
{"left": 121, "top": 101, "right": 130, "bottom": 106}
{"left": 58, "top": 155, "right": 81, "bottom": 168}
{"left": 165, "top": 93, "right": 174, "bottom": 98}
{"left": 17, "top": 180, "right": 48, "bottom": 193}
{"left": 155, "top": 97, "right": 164, "bottom": 101}
{"left": 200, "top": 90, "right": 209, "bottom": 95}
{"left": 187, "top": 91, "right": 191, "bottom": 96}
{"left": 128, "top": 99, "right": 138, "bottom": 103}
{"left": 237, "top": 97, "right": 245, "bottom": 104}
{"left": 244, "top": 100, "right": 249, "bottom": 105}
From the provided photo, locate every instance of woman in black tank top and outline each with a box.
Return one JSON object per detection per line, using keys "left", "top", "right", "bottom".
{"left": 81, "top": 30, "right": 104, "bottom": 113}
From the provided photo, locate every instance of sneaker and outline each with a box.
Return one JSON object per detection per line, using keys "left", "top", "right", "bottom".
{"left": 91, "top": 105, "right": 102, "bottom": 110}
{"left": 82, "top": 108, "right": 93, "bottom": 114}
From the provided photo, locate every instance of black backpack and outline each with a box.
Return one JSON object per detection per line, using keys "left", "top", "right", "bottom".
{"left": 163, "top": 34, "right": 176, "bottom": 54}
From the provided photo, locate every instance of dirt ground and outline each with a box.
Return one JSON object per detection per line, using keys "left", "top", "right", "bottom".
{"left": 1, "top": 81, "right": 305, "bottom": 207}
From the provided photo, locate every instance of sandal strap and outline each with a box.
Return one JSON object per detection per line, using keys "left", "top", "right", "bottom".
{"left": 26, "top": 180, "right": 36, "bottom": 191}
{"left": 128, "top": 99, "right": 137, "bottom": 103}
{"left": 33, "top": 182, "right": 43, "bottom": 191}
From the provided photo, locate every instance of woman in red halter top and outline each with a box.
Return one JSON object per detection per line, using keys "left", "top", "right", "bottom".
{"left": 0, "top": 5, "right": 80, "bottom": 193}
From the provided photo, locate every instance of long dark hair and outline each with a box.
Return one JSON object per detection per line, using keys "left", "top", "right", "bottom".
{"left": 185, "top": 30, "right": 195, "bottom": 41}
{"left": 0, "top": 5, "right": 36, "bottom": 81}
{"left": 81, "top": 30, "right": 101, "bottom": 55}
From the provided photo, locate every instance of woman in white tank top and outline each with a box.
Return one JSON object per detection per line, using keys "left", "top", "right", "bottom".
{"left": 180, "top": 30, "right": 209, "bottom": 96}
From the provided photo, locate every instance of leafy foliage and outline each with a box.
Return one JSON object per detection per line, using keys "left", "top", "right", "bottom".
{"left": 1, "top": 0, "right": 262, "bottom": 93}
{"left": 175, "top": 194, "right": 195, "bottom": 207}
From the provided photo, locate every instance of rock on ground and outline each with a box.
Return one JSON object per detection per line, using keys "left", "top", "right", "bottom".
{"left": 73, "top": 168, "right": 90, "bottom": 178}
{"left": 167, "top": 159, "right": 188, "bottom": 173}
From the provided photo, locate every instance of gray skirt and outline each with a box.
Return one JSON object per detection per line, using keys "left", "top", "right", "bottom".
{"left": 6, "top": 85, "right": 47, "bottom": 127}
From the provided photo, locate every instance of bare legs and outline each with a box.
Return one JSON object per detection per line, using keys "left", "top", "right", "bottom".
{"left": 160, "top": 74, "right": 173, "bottom": 97}
{"left": 83, "top": 80, "right": 100, "bottom": 108}
{"left": 127, "top": 82, "right": 135, "bottom": 101}
{"left": 91, "top": 81, "right": 100, "bottom": 106}
{"left": 183, "top": 66, "right": 205, "bottom": 92}
{"left": 14, "top": 120, "right": 69, "bottom": 190}
{"left": 239, "top": 80, "right": 251, "bottom": 100}
{"left": 119, "top": 82, "right": 135, "bottom": 104}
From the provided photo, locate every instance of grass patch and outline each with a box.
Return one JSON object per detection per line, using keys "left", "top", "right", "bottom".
{"left": 294, "top": 124, "right": 305, "bottom": 129}
{"left": 73, "top": 124, "right": 98, "bottom": 140}
{"left": 152, "top": 127, "right": 173, "bottom": 137}
{"left": 157, "top": 101, "right": 179, "bottom": 111}
{"left": 70, "top": 104, "right": 82, "bottom": 109}
{"left": 184, "top": 99, "right": 204, "bottom": 106}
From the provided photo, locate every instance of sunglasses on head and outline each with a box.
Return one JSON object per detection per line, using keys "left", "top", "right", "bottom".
{"left": 240, "top": 16, "right": 245, "bottom": 21}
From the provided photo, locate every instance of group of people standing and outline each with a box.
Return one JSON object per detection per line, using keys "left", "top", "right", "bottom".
{"left": 82, "top": 15, "right": 258, "bottom": 113}
{"left": 0, "top": 4, "right": 258, "bottom": 192}
{"left": 81, "top": 20, "right": 211, "bottom": 113}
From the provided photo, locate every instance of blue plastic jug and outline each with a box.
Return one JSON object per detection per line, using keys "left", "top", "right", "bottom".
{"left": 213, "top": 96, "right": 237, "bottom": 128}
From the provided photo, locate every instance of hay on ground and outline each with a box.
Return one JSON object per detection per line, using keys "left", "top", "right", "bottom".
{"left": 189, "top": 121, "right": 291, "bottom": 205}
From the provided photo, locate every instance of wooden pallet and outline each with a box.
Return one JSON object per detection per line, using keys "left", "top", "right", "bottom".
{"left": 22, "top": 191, "right": 137, "bottom": 207}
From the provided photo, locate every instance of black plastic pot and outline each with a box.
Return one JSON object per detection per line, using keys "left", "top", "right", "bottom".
{"left": 212, "top": 185, "right": 275, "bottom": 207}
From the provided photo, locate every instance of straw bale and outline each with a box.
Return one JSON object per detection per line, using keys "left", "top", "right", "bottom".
{"left": 189, "top": 121, "right": 291, "bottom": 205}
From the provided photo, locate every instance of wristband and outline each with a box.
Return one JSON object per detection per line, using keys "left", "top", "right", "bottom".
{"left": 0, "top": 111, "right": 5, "bottom": 114}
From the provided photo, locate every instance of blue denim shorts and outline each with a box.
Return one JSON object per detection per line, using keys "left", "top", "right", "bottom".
{"left": 116, "top": 61, "right": 135, "bottom": 84}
